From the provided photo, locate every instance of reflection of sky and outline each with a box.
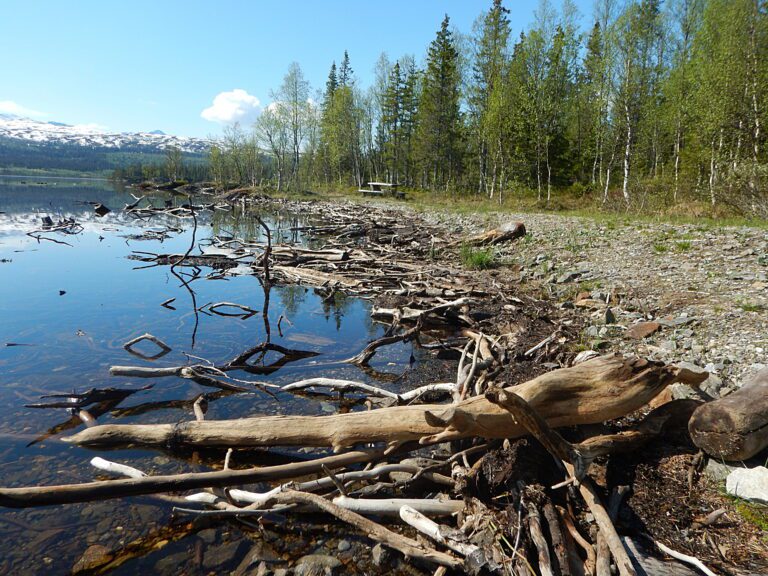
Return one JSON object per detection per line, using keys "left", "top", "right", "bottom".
{"left": 0, "top": 178, "right": 420, "bottom": 574}
{"left": 0, "top": 178, "right": 412, "bottom": 468}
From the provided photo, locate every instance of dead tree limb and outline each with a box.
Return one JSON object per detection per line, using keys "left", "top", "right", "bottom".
{"left": 0, "top": 449, "right": 385, "bottom": 508}
{"left": 65, "top": 355, "right": 699, "bottom": 451}
{"left": 266, "top": 490, "right": 462, "bottom": 569}
{"left": 345, "top": 320, "right": 422, "bottom": 366}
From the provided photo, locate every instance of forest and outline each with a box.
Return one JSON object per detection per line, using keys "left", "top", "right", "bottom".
{"left": 198, "top": 0, "right": 767, "bottom": 217}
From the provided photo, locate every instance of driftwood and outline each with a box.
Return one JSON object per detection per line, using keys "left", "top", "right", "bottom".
{"left": 64, "top": 354, "right": 696, "bottom": 451}
{"left": 0, "top": 449, "right": 383, "bottom": 508}
{"left": 484, "top": 389, "right": 638, "bottom": 576}
{"left": 688, "top": 366, "right": 768, "bottom": 460}
{"left": 265, "top": 491, "right": 462, "bottom": 569}
{"left": 452, "top": 222, "right": 527, "bottom": 246}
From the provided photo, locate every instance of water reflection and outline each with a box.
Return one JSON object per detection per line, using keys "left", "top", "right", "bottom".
{"left": 0, "top": 177, "right": 415, "bottom": 575}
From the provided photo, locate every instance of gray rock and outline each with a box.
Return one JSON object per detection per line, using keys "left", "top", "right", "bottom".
{"left": 294, "top": 554, "right": 342, "bottom": 576}
{"left": 154, "top": 551, "right": 191, "bottom": 574}
{"left": 234, "top": 541, "right": 281, "bottom": 576}
{"left": 726, "top": 467, "right": 768, "bottom": 504}
{"left": 604, "top": 307, "right": 617, "bottom": 325}
{"left": 557, "top": 271, "right": 581, "bottom": 283}
{"left": 336, "top": 540, "right": 351, "bottom": 552}
{"left": 700, "top": 373, "right": 724, "bottom": 397}
{"left": 203, "top": 540, "right": 249, "bottom": 570}
{"left": 705, "top": 459, "right": 741, "bottom": 483}
{"left": 197, "top": 528, "right": 218, "bottom": 544}
{"left": 585, "top": 325, "right": 600, "bottom": 338}
{"left": 372, "top": 543, "right": 394, "bottom": 568}
{"left": 660, "top": 340, "right": 677, "bottom": 352}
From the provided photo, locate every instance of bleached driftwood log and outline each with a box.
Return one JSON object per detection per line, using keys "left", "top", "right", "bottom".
{"left": 64, "top": 354, "right": 701, "bottom": 451}
{"left": 449, "top": 222, "right": 527, "bottom": 247}
{"left": 688, "top": 366, "right": 768, "bottom": 461}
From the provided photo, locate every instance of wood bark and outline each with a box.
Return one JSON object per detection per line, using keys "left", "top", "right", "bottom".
{"left": 688, "top": 366, "right": 768, "bottom": 461}
{"left": 64, "top": 354, "right": 697, "bottom": 452}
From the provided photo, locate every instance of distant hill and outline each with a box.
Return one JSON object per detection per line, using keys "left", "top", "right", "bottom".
{"left": 0, "top": 115, "right": 210, "bottom": 175}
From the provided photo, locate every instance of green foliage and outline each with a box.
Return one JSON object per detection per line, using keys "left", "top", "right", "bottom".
{"left": 739, "top": 301, "right": 766, "bottom": 312}
{"left": 460, "top": 244, "right": 497, "bottom": 269}
{"left": 152, "top": 0, "right": 768, "bottom": 219}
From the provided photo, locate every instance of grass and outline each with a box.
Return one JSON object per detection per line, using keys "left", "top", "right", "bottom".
{"left": 739, "top": 302, "right": 766, "bottom": 312}
{"left": 653, "top": 243, "right": 669, "bottom": 253}
{"left": 460, "top": 244, "right": 496, "bottom": 270}
{"left": 734, "top": 500, "right": 768, "bottom": 538}
{"left": 675, "top": 240, "right": 693, "bottom": 252}
{"left": 249, "top": 183, "right": 768, "bottom": 231}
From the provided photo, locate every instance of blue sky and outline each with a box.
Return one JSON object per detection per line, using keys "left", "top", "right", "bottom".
{"left": 2, "top": 0, "right": 593, "bottom": 138}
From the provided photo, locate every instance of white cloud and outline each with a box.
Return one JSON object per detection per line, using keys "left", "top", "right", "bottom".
{"left": 0, "top": 100, "right": 47, "bottom": 118}
{"left": 201, "top": 89, "right": 261, "bottom": 124}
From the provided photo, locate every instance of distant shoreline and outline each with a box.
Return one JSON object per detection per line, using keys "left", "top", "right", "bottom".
{"left": 0, "top": 174, "right": 109, "bottom": 181}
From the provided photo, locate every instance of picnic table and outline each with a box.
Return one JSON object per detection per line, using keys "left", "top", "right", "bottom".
{"left": 358, "top": 182, "right": 406, "bottom": 199}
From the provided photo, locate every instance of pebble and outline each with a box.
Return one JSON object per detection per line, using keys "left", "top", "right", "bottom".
{"left": 294, "top": 554, "right": 342, "bottom": 576}
{"left": 336, "top": 540, "right": 351, "bottom": 552}
{"left": 371, "top": 543, "right": 394, "bottom": 568}
{"left": 72, "top": 545, "right": 111, "bottom": 573}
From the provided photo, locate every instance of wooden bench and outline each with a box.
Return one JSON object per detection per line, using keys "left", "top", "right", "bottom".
{"left": 358, "top": 182, "right": 406, "bottom": 200}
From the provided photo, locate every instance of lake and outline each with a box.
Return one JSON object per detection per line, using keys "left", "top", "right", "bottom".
{"left": 0, "top": 177, "right": 417, "bottom": 574}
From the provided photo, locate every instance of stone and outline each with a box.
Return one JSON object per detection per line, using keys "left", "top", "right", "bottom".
{"left": 604, "top": 307, "right": 617, "bottom": 325}
{"left": 626, "top": 321, "right": 661, "bottom": 339}
{"left": 154, "top": 551, "right": 192, "bottom": 575}
{"left": 233, "top": 541, "right": 281, "bottom": 576}
{"left": 72, "top": 545, "right": 112, "bottom": 573}
{"left": 197, "top": 528, "right": 218, "bottom": 544}
{"left": 704, "top": 459, "right": 741, "bottom": 483}
{"left": 294, "top": 554, "right": 342, "bottom": 576}
{"left": 574, "top": 298, "right": 605, "bottom": 309}
{"left": 585, "top": 326, "right": 600, "bottom": 338}
{"left": 203, "top": 540, "right": 250, "bottom": 570}
{"left": 557, "top": 271, "right": 582, "bottom": 283}
{"left": 699, "top": 373, "right": 724, "bottom": 398}
{"left": 371, "top": 543, "right": 394, "bottom": 568}
{"left": 336, "top": 540, "right": 351, "bottom": 552}
{"left": 726, "top": 467, "right": 768, "bottom": 504}
{"left": 660, "top": 340, "right": 677, "bottom": 352}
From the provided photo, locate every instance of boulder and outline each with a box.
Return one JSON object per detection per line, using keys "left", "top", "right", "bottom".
{"left": 726, "top": 467, "right": 768, "bottom": 504}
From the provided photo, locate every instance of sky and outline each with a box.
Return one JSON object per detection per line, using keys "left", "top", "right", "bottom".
{"left": 1, "top": 0, "right": 594, "bottom": 138}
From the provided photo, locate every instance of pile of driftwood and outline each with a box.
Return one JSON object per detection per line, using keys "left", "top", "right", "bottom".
{"left": 7, "top": 193, "right": 767, "bottom": 575}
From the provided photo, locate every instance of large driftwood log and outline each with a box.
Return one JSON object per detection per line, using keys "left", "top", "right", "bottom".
{"left": 65, "top": 355, "right": 699, "bottom": 451}
{"left": 453, "top": 222, "right": 527, "bottom": 246}
{"left": 688, "top": 367, "right": 768, "bottom": 460}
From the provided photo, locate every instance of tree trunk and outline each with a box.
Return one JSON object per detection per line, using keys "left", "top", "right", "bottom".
{"left": 689, "top": 367, "right": 768, "bottom": 461}
{"left": 622, "top": 103, "right": 632, "bottom": 206}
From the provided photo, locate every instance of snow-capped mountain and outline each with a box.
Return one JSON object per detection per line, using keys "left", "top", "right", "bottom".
{"left": 0, "top": 114, "right": 210, "bottom": 153}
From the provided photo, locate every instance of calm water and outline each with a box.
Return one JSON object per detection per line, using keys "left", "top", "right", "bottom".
{"left": 0, "top": 178, "right": 415, "bottom": 574}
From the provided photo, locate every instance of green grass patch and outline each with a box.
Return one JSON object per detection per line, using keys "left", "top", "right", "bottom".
{"left": 675, "top": 241, "right": 693, "bottom": 252}
{"left": 653, "top": 243, "right": 669, "bottom": 253}
{"left": 734, "top": 500, "right": 768, "bottom": 536}
{"left": 739, "top": 302, "right": 766, "bottom": 312}
{"left": 460, "top": 245, "right": 496, "bottom": 270}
